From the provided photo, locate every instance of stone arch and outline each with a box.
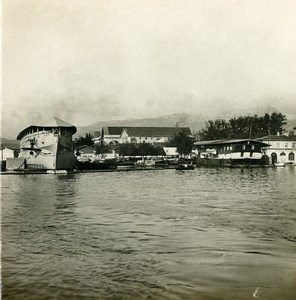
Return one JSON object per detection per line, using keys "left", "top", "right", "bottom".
{"left": 271, "top": 152, "right": 277, "bottom": 164}
{"left": 109, "top": 140, "right": 119, "bottom": 146}
{"left": 288, "top": 152, "right": 295, "bottom": 161}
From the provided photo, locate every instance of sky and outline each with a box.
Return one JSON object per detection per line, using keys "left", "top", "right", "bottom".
{"left": 2, "top": 0, "right": 296, "bottom": 138}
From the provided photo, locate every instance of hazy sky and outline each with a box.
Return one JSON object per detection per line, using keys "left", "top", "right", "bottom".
{"left": 2, "top": 0, "right": 296, "bottom": 138}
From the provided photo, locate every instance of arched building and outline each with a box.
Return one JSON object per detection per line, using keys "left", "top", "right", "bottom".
{"left": 258, "top": 135, "right": 296, "bottom": 165}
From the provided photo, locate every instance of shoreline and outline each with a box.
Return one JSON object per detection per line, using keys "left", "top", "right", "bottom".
{"left": 0, "top": 164, "right": 284, "bottom": 175}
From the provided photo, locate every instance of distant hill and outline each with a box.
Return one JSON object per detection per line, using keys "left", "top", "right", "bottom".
{"left": 0, "top": 138, "right": 20, "bottom": 149}
{"left": 1, "top": 106, "right": 294, "bottom": 140}
{"left": 75, "top": 113, "right": 206, "bottom": 138}
{"left": 75, "top": 105, "right": 291, "bottom": 138}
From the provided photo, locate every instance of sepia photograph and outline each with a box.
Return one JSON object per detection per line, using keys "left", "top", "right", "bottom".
{"left": 1, "top": 0, "right": 296, "bottom": 299}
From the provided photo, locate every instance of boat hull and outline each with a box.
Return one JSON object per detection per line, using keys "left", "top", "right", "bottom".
{"left": 19, "top": 131, "right": 76, "bottom": 170}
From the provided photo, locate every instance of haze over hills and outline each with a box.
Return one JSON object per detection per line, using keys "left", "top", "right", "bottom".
{"left": 0, "top": 138, "right": 20, "bottom": 149}
{"left": 210, "top": 105, "right": 280, "bottom": 121}
{"left": 75, "top": 105, "right": 294, "bottom": 138}
{"left": 75, "top": 113, "right": 206, "bottom": 138}
{"left": 1, "top": 106, "right": 295, "bottom": 147}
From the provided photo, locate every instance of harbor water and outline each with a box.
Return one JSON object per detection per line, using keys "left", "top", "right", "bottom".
{"left": 1, "top": 167, "right": 296, "bottom": 299}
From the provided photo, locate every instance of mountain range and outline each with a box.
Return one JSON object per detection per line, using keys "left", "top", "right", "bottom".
{"left": 75, "top": 113, "right": 206, "bottom": 138}
{"left": 75, "top": 105, "right": 295, "bottom": 138}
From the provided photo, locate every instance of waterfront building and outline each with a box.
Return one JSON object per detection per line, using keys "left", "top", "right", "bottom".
{"left": 75, "top": 145, "right": 95, "bottom": 156}
{"left": 0, "top": 146, "right": 19, "bottom": 171}
{"left": 162, "top": 147, "right": 179, "bottom": 158}
{"left": 75, "top": 145, "right": 96, "bottom": 162}
{"left": 0, "top": 146, "right": 19, "bottom": 161}
{"left": 93, "top": 126, "right": 192, "bottom": 146}
{"left": 194, "top": 139, "right": 270, "bottom": 167}
{"left": 257, "top": 134, "right": 296, "bottom": 165}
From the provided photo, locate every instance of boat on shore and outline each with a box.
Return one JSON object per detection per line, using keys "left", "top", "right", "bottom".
{"left": 11, "top": 117, "right": 77, "bottom": 171}
{"left": 274, "top": 162, "right": 285, "bottom": 167}
{"left": 176, "top": 162, "right": 195, "bottom": 170}
{"left": 116, "top": 159, "right": 135, "bottom": 170}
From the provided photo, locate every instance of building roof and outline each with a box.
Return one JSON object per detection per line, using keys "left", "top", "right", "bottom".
{"left": 76, "top": 145, "right": 95, "bottom": 153}
{"left": 104, "top": 126, "right": 192, "bottom": 137}
{"left": 258, "top": 135, "right": 296, "bottom": 141}
{"left": 77, "top": 145, "right": 95, "bottom": 150}
{"left": 17, "top": 117, "right": 77, "bottom": 140}
{"left": 194, "top": 139, "right": 270, "bottom": 148}
{"left": 104, "top": 127, "right": 124, "bottom": 135}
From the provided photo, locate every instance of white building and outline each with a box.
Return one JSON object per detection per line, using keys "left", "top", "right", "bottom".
{"left": 1, "top": 147, "right": 18, "bottom": 161}
{"left": 93, "top": 126, "right": 192, "bottom": 146}
{"left": 162, "top": 147, "right": 178, "bottom": 157}
{"left": 258, "top": 135, "right": 296, "bottom": 165}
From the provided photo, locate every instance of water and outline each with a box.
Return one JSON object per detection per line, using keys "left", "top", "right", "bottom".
{"left": 1, "top": 167, "right": 296, "bottom": 299}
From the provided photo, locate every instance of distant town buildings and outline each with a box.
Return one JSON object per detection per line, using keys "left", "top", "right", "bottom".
{"left": 93, "top": 126, "right": 192, "bottom": 145}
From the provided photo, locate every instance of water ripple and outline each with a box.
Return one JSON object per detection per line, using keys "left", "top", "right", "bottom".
{"left": 2, "top": 168, "right": 296, "bottom": 299}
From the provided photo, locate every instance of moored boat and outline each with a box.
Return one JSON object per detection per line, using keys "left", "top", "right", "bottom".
{"left": 176, "top": 163, "right": 195, "bottom": 170}
{"left": 274, "top": 162, "right": 285, "bottom": 168}
{"left": 116, "top": 159, "right": 135, "bottom": 170}
{"left": 16, "top": 117, "right": 77, "bottom": 170}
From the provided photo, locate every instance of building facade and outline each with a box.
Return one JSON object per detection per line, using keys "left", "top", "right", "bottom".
{"left": 258, "top": 135, "right": 296, "bottom": 165}
{"left": 0, "top": 147, "right": 19, "bottom": 161}
{"left": 194, "top": 139, "right": 270, "bottom": 166}
{"left": 93, "top": 126, "right": 192, "bottom": 145}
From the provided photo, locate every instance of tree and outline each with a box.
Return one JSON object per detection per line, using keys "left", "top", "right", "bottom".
{"left": 168, "top": 130, "right": 193, "bottom": 156}
{"left": 198, "top": 113, "right": 287, "bottom": 140}
{"left": 118, "top": 143, "right": 137, "bottom": 157}
{"left": 95, "top": 143, "right": 111, "bottom": 154}
{"left": 269, "top": 112, "right": 287, "bottom": 135}
{"left": 118, "top": 143, "right": 164, "bottom": 157}
{"left": 73, "top": 133, "right": 94, "bottom": 149}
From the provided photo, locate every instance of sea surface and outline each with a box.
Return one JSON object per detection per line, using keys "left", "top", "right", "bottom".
{"left": 1, "top": 167, "right": 296, "bottom": 300}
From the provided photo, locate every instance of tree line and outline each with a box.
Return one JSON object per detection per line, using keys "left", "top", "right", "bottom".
{"left": 198, "top": 112, "right": 287, "bottom": 140}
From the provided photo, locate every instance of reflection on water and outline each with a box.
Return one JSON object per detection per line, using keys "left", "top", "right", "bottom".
{"left": 2, "top": 168, "right": 296, "bottom": 299}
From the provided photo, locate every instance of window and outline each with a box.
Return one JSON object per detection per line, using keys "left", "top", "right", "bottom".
{"left": 288, "top": 152, "right": 295, "bottom": 161}
{"left": 285, "top": 143, "right": 289, "bottom": 148}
